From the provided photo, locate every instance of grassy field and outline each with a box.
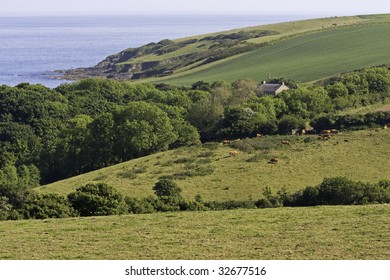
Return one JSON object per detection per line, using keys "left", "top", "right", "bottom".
{"left": 37, "top": 128, "right": 390, "bottom": 201}
{"left": 65, "top": 14, "right": 390, "bottom": 85}
{"left": 163, "top": 23, "right": 390, "bottom": 85}
{"left": 0, "top": 205, "right": 388, "bottom": 259}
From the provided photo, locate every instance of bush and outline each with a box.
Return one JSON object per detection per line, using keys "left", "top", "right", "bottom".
{"left": 287, "top": 186, "right": 319, "bottom": 206}
{"left": 21, "top": 193, "right": 77, "bottom": 219}
{"left": 153, "top": 178, "right": 182, "bottom": 198}
{"left": 255, "top": 198, "right": 273, "bottom": 208}
{"left": 179, "top": 200, "right": 208, "bottom": 211}
{"left": 0, "top": 196, "right": 13, "bottom": 221}
{"left": 125, "top": 197, "right": 155, "bottom": 214}
{"left": 68, "top": 183, "right": 127, "bottom": 216}
{"left": 287, "top": 177, "right": 390, "bottom": 206}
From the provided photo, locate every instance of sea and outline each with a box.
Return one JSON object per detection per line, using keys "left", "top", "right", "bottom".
{"left": 0, "top": 14, "right": 312, "bottom": 88}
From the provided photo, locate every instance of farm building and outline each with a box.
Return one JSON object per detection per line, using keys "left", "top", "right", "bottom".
{"left": 258, "top": 81, "right": 289, "bottom": 95}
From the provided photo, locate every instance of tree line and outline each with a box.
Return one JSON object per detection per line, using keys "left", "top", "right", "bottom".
{"left": 1, "top": 65, "right": 390, "bottom": 203}
{"left": 1, "top": 177, "right": 389, "bottom": 220}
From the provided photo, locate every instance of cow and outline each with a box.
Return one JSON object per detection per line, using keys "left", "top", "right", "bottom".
{"left": 320, "top": 134, "right": 331, "bottom": 140}
{"left": 384, "top": 124, "right": 388, "bottom": 130}
{"left": 222, "top": 140, "right": 231, "bottom": 145}
{"left": 269, "top": 158, "right": 279, "bottom": 164}
{"left": 229, "top": 150, "right": 239, "bottom": 156}
{"left": 281, "top": 140, "right": 290, "bottom": 145}
{"left": 256, "top": 133, "right": 263, "bottom": 137}
{"left": 321, "top": 129, "right": 332, "bottom": 134}
{"left": 330, "top": 129, "right": 339, "bottom": 134}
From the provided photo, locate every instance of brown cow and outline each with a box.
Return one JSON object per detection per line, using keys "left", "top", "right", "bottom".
{"left": 281, "top": 140, "right": 290, "bottom": 145}
{"left": 269, "top": 158, "right": 279, "bottom": 164}
{"left": 229, "top": 150, "right": 239, "bottom": 157}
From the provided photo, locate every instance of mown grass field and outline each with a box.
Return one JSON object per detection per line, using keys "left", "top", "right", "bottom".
{"left": 163, "top": 23, "right": 390, "bottom": 85}
{"left": 37, "top": 128, "right": 390, "bottom": 202}
{"left": 0, "top": 205, "right": 388, "bottom": 259}
{"left": 79, "top": 14, "right": 390, "bottom": 85}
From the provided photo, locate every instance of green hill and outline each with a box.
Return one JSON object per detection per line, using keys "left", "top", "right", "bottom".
{"left": 61, "top": 14, "right": 390, "bottom": 85}
{"left": 37, "top": 128, "right": 390, "bottom": 201}
{"left": 1, "top": 205, "right": 388, "bottom": 259}
{"left": 165, "top": 23, "right": 390, "bottom": 85}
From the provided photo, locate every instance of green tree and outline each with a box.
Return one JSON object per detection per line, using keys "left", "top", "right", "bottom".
{"left": 21, "top": 193, "right": 77, "bottom": 219}
{"left": 153, "top": 178, "right": 182, "bottom": 198}
{"left": 86, "top": 113, "right": 116, "bottom": 169}
{"left": 68, "top": 183, "right": 127, "bottom": 216}
{"left": 231, "top": 78, "right": 257, "bottom": 105}
{"left": 113, "top": 102, "right": 177, "bottom": 160}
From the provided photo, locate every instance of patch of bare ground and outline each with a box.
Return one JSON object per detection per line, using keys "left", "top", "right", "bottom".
{"left": 376, "top": 105, "right": 390, "bottom": 112}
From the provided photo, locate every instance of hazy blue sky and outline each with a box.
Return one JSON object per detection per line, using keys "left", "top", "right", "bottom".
{"left": 1, "top": 0, "right": 389, "bottom": 16}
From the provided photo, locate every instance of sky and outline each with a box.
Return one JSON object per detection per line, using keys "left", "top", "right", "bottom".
{"left": 1, "top": 0, "right": 389, "bottom": 17}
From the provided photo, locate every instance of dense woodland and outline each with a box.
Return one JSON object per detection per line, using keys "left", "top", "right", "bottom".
{"left": 1, "top": 65, "right": 390, "bottom": 220}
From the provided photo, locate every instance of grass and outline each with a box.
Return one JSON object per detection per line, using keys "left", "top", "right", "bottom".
{"left": 37, "top": 128, "right": 390, "bottom": 202}
{"left": 164, "top": 24, "right": 390, "bottom": 85}
{"left": 0, "top": 205, "right": 388, "bottom": 259}
{"left": 66, "top": 14, "right": 390, "bottom": 84}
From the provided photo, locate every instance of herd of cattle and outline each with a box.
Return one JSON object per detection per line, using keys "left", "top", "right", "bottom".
{"left": 225, "top": 125, "right": 388, "bottom": 162}
{"left": 225, "top": 128, "right": 340, "bottom": 159}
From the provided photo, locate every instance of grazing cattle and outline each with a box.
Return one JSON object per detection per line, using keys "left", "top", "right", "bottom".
{"left": 222, "top": 140, "right": 231, "bottom": 145}
{"left": 269, "top": 158, "right": 279, "bottom": 164}
{"left": 320, "top": 134, "right": 331, "bottom": 140}
{"left": 281, "top": 140, "right": 290, "bottom": 145}
{"left": 305, "top": 129, "right": 317, "bottom": 135}
{"left": 291, "top": 128, "right": 306, "bottom": 136}
{"left": 384, "top": 124, "right": 388, "bottom": 130}
{"left": 229, "top": 150, "right": 239, "bottom": 157}
{"left": 256, "top": 133, "right": 263, "bottom": 137}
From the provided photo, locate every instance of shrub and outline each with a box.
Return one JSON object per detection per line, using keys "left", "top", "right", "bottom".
{"left": 255, "top": 198, "right": 273, "bottom": 208}
{"left": 150, "top": 196, "right": 183, "bottom": 212}
{"left": 288, "top": 186, "right": 320, "bottom": 206}
{"left": 318, "top": 177, "right": 367, "bottom": 205}
{"left": 0, "top": 196, "right": 13, "bottom": 221}
{"left": 287, "top": 177, "right": 390, "bottom": 206}
{"left": 68, "top": 183, "right": 127, "bottom": 216}
{"left": 153, "top": 178, "right": 182, "bottom": 198}
{"left": 125, "top": 197, "right": 155, "bottom": 214}
{"left": 21, "top": 193, "right": 77, "bottom": 219}
{"left": 179, "top": 200, "right": 208, "bottom": 211}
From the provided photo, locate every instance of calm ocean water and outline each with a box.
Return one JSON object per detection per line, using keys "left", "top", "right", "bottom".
{"left": 0, "top": 15, "right": 309, "bottom": 88}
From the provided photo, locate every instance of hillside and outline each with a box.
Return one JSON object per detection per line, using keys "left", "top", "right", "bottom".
{"left": 60, "top": 14, "right": 390, "bottom": 84}
{"left": 1, "top": 205, "right": 388, "bottom": 259}
{"left": 37, "top": 128, "right": 390, "bottom": 201}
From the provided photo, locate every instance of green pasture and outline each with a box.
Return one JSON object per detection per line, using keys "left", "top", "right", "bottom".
{"left": 37, "top": 128, "right": 390, "bottom": 202}
{"left": 0, "top": 205, "right": 388, "bottom": 259}
{"left": 164, "top": 24, "right": 390, "bottom": 85}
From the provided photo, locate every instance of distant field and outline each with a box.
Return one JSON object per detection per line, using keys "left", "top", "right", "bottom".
{"left": 164, "top": 24, "right": 390, "bottom": 85}
{"left": 38, "top": 129, "right": 390, "bottom": 201}
{"left": 0, "top": 205, "right": 388, "bottom": 259}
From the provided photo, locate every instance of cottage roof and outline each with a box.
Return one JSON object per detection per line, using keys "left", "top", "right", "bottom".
{"left": 258, "top": 81, "right": 289, "bottom": 95}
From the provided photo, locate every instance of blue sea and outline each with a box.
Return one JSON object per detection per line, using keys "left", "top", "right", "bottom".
{"left": 0, "top": 14, "right": 310, "bottom": 88}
